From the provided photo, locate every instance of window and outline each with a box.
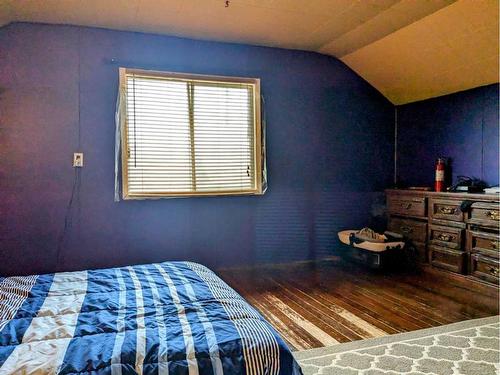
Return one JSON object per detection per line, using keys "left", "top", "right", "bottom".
{"left": 118, "top": 68, "right": 263, "bottom": 199}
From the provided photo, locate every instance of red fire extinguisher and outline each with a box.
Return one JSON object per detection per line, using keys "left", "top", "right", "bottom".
{"left": 435, "top": 158, "right": 446, "bottom": 192}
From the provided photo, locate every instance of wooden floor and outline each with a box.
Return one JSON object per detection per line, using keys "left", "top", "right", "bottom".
{"left": 218, "top": 258, "right": 499, "bottom": 351}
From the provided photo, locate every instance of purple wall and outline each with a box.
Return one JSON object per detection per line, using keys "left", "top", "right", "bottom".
{"left": 397, "top": 84, "right": 499, "bottom": 188}
{"left": 0, "top": 23, "right": 394, "bottom": 276}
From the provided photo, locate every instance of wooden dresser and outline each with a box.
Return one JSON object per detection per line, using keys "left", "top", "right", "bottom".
{"left": 386, "top": 189, "right": 500, "bottom": 286}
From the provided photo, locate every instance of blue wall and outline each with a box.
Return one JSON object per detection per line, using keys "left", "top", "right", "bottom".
{"left": 0, "top": 23, "right": 394, "bottom": 276}
{"left": 397, "top": 84, "right": 499, "bottom": 188}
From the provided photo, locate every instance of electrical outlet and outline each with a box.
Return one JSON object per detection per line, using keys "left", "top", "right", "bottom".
{"left": 73, "top": 152, "right": 84, "bottom": 167}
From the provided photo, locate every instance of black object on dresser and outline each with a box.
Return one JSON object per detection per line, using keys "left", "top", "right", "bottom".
{"left": 386, "top": 189, "right": 500, "bottom": 286}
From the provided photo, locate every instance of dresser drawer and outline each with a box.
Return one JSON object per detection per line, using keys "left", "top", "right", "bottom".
{"left": 466, "top": 230, "right": 500, "bottom": 259}
{"left": 388, "top": 218, "right": 427, "bottom": 242}
{"left": 429, "top": 198, "right": 464, "bottom": 222}
{"left": 387, "top": 196, "right": 426, "bottom": 217}
{"left": 469, "top": 253, "right": 499, "bottom": 284}
{"left": 467, "top": 202, "right": 500, "bottom": 228}
{"left": 430, "top": 245, "right": 466, "bottom": 273}
{"left": 429, "top": 224, "right": 463, "bottom": 250}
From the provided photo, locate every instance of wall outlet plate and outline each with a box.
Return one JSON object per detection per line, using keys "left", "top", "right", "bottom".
{"left": 73, "top": 152, "right": 84, "bottom": 167}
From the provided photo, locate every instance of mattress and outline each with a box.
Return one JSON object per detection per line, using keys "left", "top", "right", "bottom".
{"left": 0, "top": 261, "right": 301, "bottom": 375}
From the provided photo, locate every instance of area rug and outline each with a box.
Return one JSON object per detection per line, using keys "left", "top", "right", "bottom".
{"left": 294, "top": 316, "right": 499, "bottom": 375}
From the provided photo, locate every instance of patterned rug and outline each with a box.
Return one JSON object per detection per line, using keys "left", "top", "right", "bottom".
{"left": 294, "top": 316, "right": 500, "bottom": 375}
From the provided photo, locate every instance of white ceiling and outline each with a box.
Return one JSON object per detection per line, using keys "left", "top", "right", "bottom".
{"left": 0, "top": 0, "right": 498, "bottom": 104}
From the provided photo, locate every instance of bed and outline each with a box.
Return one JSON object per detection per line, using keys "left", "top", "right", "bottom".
{"left": 0, "top": 261, "right": 301, "bottom": 375}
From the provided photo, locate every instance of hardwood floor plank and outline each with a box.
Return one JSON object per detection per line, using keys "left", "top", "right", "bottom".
{"left": 266, "top": 270, "right": 402, "bottom": 335}
{"left": 267, "top": 276, "right": 386, "bottom": 339}
{"left": 338, "top": 271, "right": 461, "bottom": 324}
{"left": 264, "top": 286, "right": 356, "bottom": 343}
{"left": 318, "top": 266, "right": 458, "bottom": 326}
{"left": 222, "top": 273, "right": 323, "bottom": 350}
{"left": 359, "top": 271, "right": 485, "bottom": 320}
{"left": 242, "top": 294, "right": 311, "bottom": 350}
{"left": 262, "top": 293, "right": 339, "bottom": 346}
{"left": 218, "top": 260, "right": 499, "bottom": 351}
{"left": 272, "top": 267, "right": 427, "bottom": 332}
{"left": 229, "top": 270, "right": 354, "bottom": 343}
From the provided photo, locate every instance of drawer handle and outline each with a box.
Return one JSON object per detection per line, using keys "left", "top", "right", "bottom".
{"left": 489, "top": 267, "right": 499, "bottom": 276}
{"left": 486, "top": 211, "right": 500, "bottom": 221}
{"left": 400, "top": 226, "right": 413, "bottom": 234}
{"left": 439, "top": 206, "right": 456, "bottom": 215}
{"left": 491, "top": 241, "right": 499, "bottom": 250}
{"left": 400, "top": 203, "right": 412, "bottom": 210}
{"left": 437, "top": 233, "right": 453, "bottom": 242}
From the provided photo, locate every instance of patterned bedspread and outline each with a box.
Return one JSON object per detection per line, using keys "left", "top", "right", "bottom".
{"left": 0, "top": 261, "right": 301, "bottom": 375}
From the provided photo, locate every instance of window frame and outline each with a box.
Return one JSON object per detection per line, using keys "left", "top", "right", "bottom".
{"left": 119, "top": 67, "right": 263, "bottom": 199}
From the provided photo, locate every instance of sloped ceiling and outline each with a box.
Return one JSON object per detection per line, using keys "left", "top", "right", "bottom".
{"left": 0, "top": 0, "right": 498, "bottom": 104}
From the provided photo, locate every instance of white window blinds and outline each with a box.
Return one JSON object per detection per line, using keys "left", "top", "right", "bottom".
{"left": 119, "top": 69, "right": 262, "bottom": 198}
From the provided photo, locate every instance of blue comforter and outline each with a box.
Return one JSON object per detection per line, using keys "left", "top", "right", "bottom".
{"left": 0, "top": 261, "right": 301, "bottom": 375}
